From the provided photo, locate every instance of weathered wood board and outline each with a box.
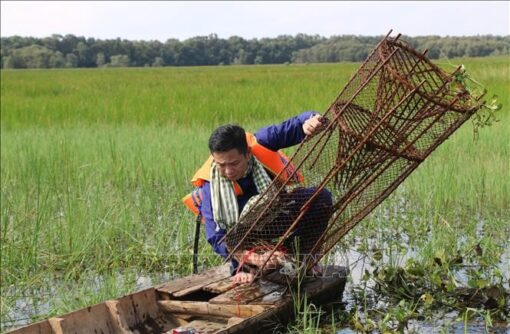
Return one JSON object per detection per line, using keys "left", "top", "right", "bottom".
{"left": 157, "top": 264, "right": 231, "bottom": 296}
{"left": 209, "top": 280, "right": 283, "bottom": 304}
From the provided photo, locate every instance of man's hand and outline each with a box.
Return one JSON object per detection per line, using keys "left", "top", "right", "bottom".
{"left": 303, "top": 114, "right": 327, "bottom": 136}
{"left": 234, "top": 250, "right": 285, "bottom": 269}
{"left": 231, "top": 272, "right": 255, "bottom": 284}
{"left": 248, "top": 250, "right": 285, "bottom": 268}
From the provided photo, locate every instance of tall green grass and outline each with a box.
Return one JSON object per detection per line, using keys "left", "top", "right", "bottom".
{"left": 0, "top": 64, "right": 358, "bottom": 130}
{"left": 1, "top": 57, "right": 508, "bottom": 329}
{"left": 403, "top": 56, "right": 510, "bottom": 216}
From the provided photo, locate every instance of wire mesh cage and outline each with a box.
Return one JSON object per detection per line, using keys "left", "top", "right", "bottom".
{"left": 224, "top": 32, "right": 485, "bottom": 278}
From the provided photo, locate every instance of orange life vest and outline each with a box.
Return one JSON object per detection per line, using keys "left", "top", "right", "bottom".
{"left": 182, "top": 132, "right": 303, "bottom": 220}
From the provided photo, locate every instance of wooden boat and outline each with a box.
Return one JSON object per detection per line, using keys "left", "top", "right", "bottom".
{"left": 7, "top": 264, "right": 347, "bottom": 334}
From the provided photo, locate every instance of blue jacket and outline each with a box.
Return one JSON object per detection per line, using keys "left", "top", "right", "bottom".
{"left": 200, "top": 111, "right": 317, "bottom": 262}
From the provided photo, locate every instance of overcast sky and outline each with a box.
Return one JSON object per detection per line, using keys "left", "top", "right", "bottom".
{"left": 1, "top": 1, "right": 509, "bottom": 41}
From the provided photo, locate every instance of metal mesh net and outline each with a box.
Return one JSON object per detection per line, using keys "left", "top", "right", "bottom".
{"left": 224, "top": 34, "right": 484, "bottom": 276}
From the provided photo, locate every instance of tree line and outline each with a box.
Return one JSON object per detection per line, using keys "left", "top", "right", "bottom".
{"left": 1, "top": 34, "right": 508, "bottom": 69}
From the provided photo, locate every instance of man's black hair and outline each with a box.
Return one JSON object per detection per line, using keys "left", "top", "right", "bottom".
{"left": 208, "top": 124, "right": 249, "bottom": 155}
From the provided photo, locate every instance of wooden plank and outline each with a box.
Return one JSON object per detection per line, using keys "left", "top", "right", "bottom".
{"left": 218, "top": 298, "right": 293, "bottom": 334}
{"left": 159, "top": 300, "right": 270, "bottom": 318}
{"left": 48, "top": 303, "right": 121, "bottom": 334}
{"left": 202, "top": 277, "right": 236, "bottom": 294}
{"left": 157, "top": 264, "right": 231, "bottom": 295}
{"left": 5, "top": 320, "right": 54, "bottom": 334}
{"left": 114, "top": 288, "right": 177, "bottom": 332}
{"left": 171, "top": 315, "right": 190, "bottom": 327}
{"left": 174, "top": 314, "right": 193, "bottom": 321}
{"left": 227, "top": 317, "right": 244, "bottom": 327}
{"left": 172, "top": 276, "right": 228, "bottom": 298}
{"left": 48, "top": 318, "right": 63, "bottom": 334}
{"left": 209, "top": 280, "right": 283, "bottom": 305}
{"left": 104, "top": 300, "right": 130, "bottom": 334}
{"left": 186, "top": 319, "right": 227, "bottom": 334}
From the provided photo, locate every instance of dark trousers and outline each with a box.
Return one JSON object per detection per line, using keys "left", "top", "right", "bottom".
{"left": 252, "top": 187, "right": 332, "bottom": 256}
{"left": 227, "top": 187, "right": 332, "bottom": 273}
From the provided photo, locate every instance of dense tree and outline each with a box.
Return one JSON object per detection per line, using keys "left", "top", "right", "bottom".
{"left": 65, "top": 53, "right": 78, "bottom": 68}
{"left": 49, "top": 51, "right": 65, "bottom": 68}
{"left": 75, "top": 41, "right": 95, "bottom": 67}
{"left": 1, "top": 34, "right": 508, "bottom": 69}
{"left": 2, "top": 56, "right": 15, "bottom": 68}
{"left": 109, "top": 54, "right": 130, "bottom": 67}
{"left": 152, "top": 57, "right": 164, "bottom": 67}
{"left": 8, "top": 45, "right": 54, "bottom": 68}
{"left": 96, "top": 52, "right": 106, "bottom": 67}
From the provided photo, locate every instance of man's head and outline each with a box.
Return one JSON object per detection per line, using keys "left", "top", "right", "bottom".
{"left": 208, "top": 124, "right": 251, "bottom": 181}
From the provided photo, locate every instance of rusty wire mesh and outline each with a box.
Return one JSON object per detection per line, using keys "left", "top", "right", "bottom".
{"left": 224, "top": 32, "right": 485, "bottom": 277}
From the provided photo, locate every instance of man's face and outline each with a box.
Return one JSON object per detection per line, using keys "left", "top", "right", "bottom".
{"left": 212, "top": 149, "right": 251, "bottom": 181}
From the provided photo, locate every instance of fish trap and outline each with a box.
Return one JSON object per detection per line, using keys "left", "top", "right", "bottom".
{"left": 224, "top": 31, "right": 485, "bottom": 277}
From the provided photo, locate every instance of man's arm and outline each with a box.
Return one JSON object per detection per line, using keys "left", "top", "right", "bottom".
{"left": 201, "top": 183, "right": 230, "bottom": 258}
{"left": 254, "top": 111, "right": 323, "bottom": 151}
{"left": 202, "top": 183, "right": 283, "bottom": 267}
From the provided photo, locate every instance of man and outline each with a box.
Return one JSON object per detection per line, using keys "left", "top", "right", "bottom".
{"left": 184, "top": 111, "right": 332, "bottom": 284}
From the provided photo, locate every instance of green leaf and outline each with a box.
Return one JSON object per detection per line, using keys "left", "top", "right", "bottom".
{"left": 431, "top": 271, "right": 442, "bottom": 287}
{"left": 420, "top": 293, "right": 434, "bottom": 305}
{"left": 476, "top": 278, "right": 489, "bottom": 289}
{"left": 373, "top": 249, "right": 383, "bottom": 261}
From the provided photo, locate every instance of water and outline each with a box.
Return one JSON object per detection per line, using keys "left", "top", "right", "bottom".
{"left": 326, "top": 247, "right": 510, "bottom": 333}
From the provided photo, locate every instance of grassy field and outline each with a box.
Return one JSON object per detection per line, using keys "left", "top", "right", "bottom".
{"left": 1, "top": 57, "right": 508, "bottom": 331}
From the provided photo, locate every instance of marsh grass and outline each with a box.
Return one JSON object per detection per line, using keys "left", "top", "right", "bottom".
{"left": 1, "top": 57, "right": 508, "bottom": 330}
{"left": 1, "top": 64, "right": 357, "bottom": 130}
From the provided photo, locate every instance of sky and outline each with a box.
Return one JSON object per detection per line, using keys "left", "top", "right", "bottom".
{"left": 1, "top": 1, "right": 509, "bottom": 41}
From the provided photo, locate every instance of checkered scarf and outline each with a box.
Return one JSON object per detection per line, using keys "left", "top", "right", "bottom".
{"left": 210, "top": 156, "right": 272, "bottom": 231}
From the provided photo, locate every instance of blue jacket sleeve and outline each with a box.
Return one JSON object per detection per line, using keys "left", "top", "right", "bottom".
{"left": 200, "top": 182, "right": 230, "bottom": 258}
{"left": 254, "top": 111, "right": 318, "bottom": 151}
